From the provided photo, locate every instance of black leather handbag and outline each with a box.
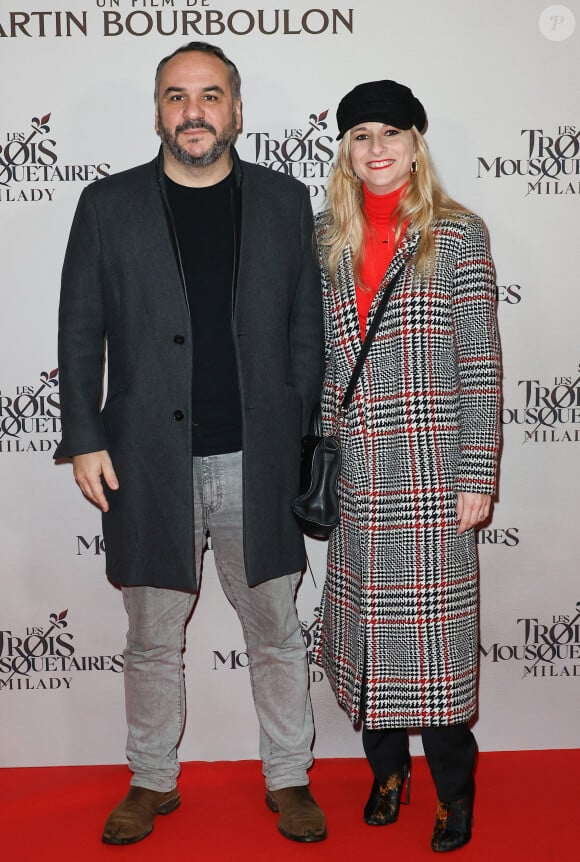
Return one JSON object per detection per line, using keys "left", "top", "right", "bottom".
{"left": 292, "top": 265, "right": 405, "bottom": 540}
{"left": 292, "top": 408, "right": 341, "bottom": 539}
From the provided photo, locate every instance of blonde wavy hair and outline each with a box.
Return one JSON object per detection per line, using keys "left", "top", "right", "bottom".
{"left": 320, "top": 128, "right": 469, "bottom": 284}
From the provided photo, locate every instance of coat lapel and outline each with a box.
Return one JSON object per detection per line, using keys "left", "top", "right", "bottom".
{"left": 366, "top": 228, "right": 420, "bottom": 327}
{"left": 333, "top": 227, "right": 420, "bottom": 367}
{"left": 332, "top": 244, "right": 363, "bottom": 372}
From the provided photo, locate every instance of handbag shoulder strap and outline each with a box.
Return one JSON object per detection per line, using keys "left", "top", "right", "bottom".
{"left": 340, "top": 265, "right": 406, "bottom": 415}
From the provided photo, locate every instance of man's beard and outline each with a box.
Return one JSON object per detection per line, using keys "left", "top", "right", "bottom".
{"left": 158, "top": 117, "right": 237, "bottom": 168}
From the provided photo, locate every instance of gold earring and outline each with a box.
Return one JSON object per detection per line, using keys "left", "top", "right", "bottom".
{"left": 410, "top": 160, "right": 418, "bottom": 174}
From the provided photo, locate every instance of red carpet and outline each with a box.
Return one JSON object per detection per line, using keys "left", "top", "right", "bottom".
{"left": 2, "top": 752, "right": 578, "bottom": 861}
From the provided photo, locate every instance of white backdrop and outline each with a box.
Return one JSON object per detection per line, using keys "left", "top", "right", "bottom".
{"left": 1, "top": 0, "right": 579, "bottom": 768}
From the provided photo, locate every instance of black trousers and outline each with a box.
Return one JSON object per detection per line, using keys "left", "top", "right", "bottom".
{"left": 362, "top": 724, "right": 477, "bottom": 802}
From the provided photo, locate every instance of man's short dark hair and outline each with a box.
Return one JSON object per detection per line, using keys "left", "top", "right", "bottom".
{"left": 154, "top": 41, "right": 241, "bottom": 108}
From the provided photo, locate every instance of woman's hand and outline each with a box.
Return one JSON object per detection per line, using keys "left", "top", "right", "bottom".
{"left": 456, "top": 492, "right": 492, "bottom": 535}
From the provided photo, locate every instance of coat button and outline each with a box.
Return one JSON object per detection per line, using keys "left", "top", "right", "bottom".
{"left": 174, "top": 410, "right": 184, "bottom": 421}
{"left": 174, "top": 334, "right": 185, "bottom": 345}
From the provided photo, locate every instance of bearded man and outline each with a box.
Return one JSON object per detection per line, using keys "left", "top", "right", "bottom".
{"left": 56, "top": 41, "right": 325, "bottom": 845}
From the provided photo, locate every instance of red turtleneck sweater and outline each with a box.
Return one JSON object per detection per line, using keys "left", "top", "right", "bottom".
{"left": 356, "top": 183, "right": 407, "bottom": 336}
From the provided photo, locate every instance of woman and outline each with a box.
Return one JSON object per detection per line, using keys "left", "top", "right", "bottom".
{"left": 315, "top": 80, "right": 501, "bottom": 852}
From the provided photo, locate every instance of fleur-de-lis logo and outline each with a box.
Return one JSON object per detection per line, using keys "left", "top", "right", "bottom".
{"left": 308, "top": 110, "right": 328, "bottom": 131}
{"left": 31, "top": 113, "right": 51, "bottom": 134}
{"left": 49, "top": 609, "right": 68, "bottom": 629}
{"left": 40, "top": 367, "right": 59, "bottom": 388}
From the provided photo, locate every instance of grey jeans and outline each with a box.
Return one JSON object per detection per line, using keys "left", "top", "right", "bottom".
{"left": 122, "top": 451, "right": 314, "bottom": 792}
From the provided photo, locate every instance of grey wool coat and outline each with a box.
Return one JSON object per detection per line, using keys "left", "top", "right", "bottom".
{"left": 56, "top": 149, "right": 324, "bottom": 591}
{"left": 314, "top": 213, "right": 501, "bottom": 729}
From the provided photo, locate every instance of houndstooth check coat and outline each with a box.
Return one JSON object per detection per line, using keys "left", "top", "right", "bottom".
{"left": 314, "top": 212, "right": 501, "bottom": 729}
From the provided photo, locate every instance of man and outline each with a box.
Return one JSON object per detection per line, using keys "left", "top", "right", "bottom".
{"left": 56, "top": 42, "right": 325, "bottom": 845}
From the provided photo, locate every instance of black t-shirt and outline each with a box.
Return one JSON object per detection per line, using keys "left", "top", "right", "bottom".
{"left": 165, "top": 171, "right": 242, "bottom": 456}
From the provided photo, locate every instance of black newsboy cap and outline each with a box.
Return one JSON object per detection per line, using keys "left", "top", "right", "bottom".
{"left": 336, "top": 79, "right": 426, "bottom": 139}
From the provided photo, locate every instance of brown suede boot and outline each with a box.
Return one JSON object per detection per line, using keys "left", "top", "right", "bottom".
{"left": 102, "top": 786, "right": 181, "bottom": 845}
{"left": 265, "top": 785, "right": 327, "bottom": 843}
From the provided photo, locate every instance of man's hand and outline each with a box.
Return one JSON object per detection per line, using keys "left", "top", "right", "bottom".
{"left": 456, "top": 492, "right": 491, "bottom": 535}
{"left": 72, "top": 450, "right": 119, "bottom": 512}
